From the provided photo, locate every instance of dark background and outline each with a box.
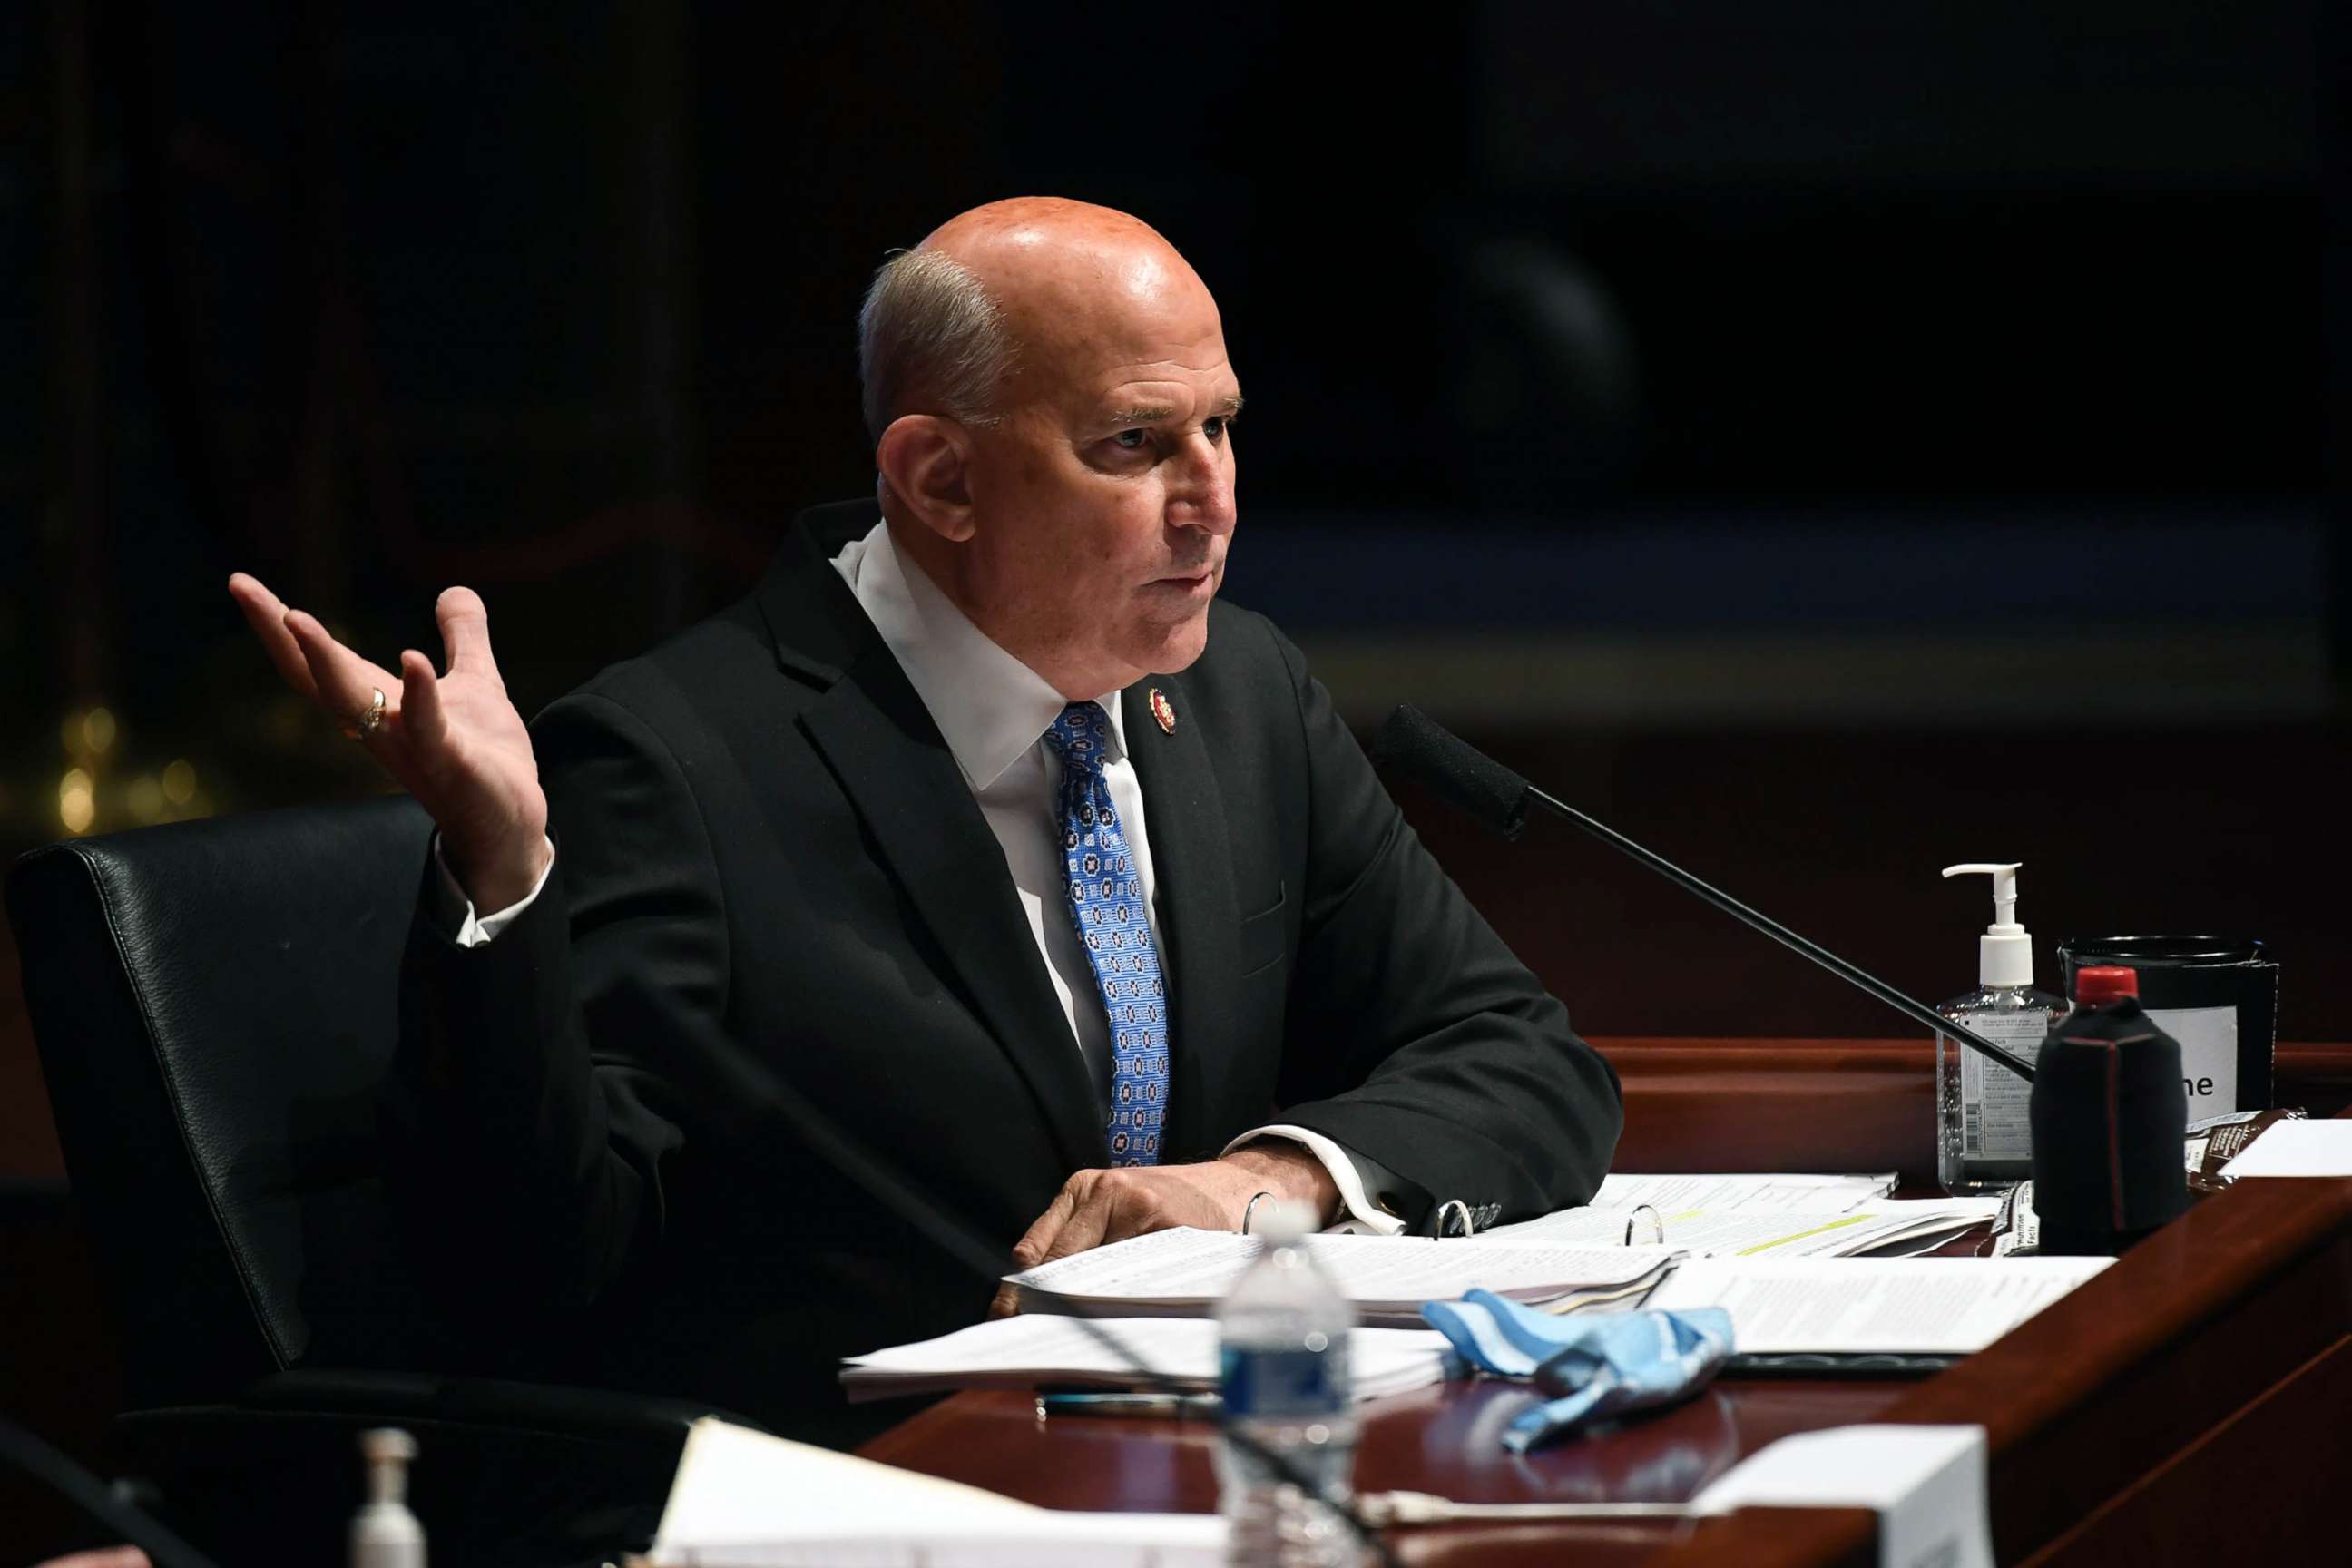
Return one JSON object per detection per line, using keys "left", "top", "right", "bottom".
{"left": 3, "top": 0, "right": 2345, "bottom": 1546}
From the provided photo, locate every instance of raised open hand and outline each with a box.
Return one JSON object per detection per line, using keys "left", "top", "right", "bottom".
{"left": 228, "top": 573, "right": 551, "bottom": 910}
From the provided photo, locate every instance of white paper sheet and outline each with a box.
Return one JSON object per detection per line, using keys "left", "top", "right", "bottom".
{"left": 841, "top": 1315, "right": 1450, "bottom": 1401}
{"left": 2218, "top": 1119, "right": 2352, "bottom": 1178}
{"left": 648, "top": 1417, "right": 1223, "bottom": 1567}
{"left": 1644, "top": 1256, "right": 2110, "bottom": 1353}
{"left": 658, "top": 1515, "right": 1226, "bottom": 1568}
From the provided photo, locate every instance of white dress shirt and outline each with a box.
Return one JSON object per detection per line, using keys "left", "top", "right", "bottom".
{"left": 434, "top": 521, "right": 1404, "bottom": 1234}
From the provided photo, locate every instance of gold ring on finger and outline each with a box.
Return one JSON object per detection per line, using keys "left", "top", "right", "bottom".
{"left": 342, "top": 687, "right": 387, "bottom": 741}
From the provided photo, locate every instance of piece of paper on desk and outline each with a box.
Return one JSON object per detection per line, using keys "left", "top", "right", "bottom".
{"left": 2218, "top": 1119, "right": 2352, "bottom": 1178}
{"left": 1577, "top": 1172, "right": 1900, "bottom": 1213}
{"left": 842, "top": 1315, "right": 1450, "bottom": 1402}
{"left": 1694, "top": 1424, "right": 1993, "bottom": 1568}
{"left": 1004, "top": 1226, "right": 1679, "bottom": 1325}
{"left": 647, "top": 1416, "right": 1223, "bottom": 1567}
{"left": 1645, "top": 1256, "right": 2110, "bottom": 1353}
{"left": 1480, "top": 1198, "right": 2000, "bottom": 1258}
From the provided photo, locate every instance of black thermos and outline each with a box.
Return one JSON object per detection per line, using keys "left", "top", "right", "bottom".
{"left": 2029, "top": 965, "right": 2190, "bottom": 1255}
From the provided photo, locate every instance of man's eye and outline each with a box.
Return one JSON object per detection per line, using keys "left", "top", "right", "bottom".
{"left": 1204, "top": 416, "right": 1229, "bottom": 441}
{"left": 1112, "top": 429, "right": 1149, "bottom": 450}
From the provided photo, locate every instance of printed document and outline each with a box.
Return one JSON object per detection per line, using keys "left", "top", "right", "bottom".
{"left": 1481, "top": 1198, "right": 2000, "bottom": 1258}
{"left": 1645, "top": 1256, "right": 2112, "bottom": 1353}
{"left": 1573, "top": 1171, "right": 1900, "bottom": 1213}
{"left": 1004, "top": 1226, "right": 1678, "bottom": 1325}
{"left": 841, "top": 1315, "right": 1450, "bottom": 1401}
{"left": 648, "top": 1416, "right": 1222, "bottom": 1567}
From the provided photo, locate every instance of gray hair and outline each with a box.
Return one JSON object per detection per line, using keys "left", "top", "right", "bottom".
{"left": 858, "top": 247, "right": 1016, "bottom": 446}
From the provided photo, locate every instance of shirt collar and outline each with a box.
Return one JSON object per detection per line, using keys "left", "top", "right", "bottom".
{"left": 833, "top": 521, "right": 1128, "bottom": 789}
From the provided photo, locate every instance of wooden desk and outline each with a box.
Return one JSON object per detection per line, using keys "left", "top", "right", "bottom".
{"left": 862, "top": 1039, "right": 2352, "bottom": 1565}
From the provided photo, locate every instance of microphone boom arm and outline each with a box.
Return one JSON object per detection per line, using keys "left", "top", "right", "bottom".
{"left": 1518, "top": 780, "right": 2038, "bottom": 1081}
{"left": 1371, "top": 704, "right": 2037, "bottom": 1082}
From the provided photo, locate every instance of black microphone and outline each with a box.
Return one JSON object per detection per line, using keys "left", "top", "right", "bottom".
{"left": 0, "top": 1415, "right": 222, "bottom": 1568}
{"left": 1371, "top": 704, "right": 2038, "bottom": 1083}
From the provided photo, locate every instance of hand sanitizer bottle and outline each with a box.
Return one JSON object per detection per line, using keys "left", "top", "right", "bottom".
{"left": 351, "top": 1427, "right": 426, "bottom": 1568}
{"left": 1936, "top": 862, "right": 2066, "bottom": 1194}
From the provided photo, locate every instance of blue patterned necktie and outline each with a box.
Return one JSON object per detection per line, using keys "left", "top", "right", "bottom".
{"left": 1043, "top": 701, "right": 1171, "bottom": 1166}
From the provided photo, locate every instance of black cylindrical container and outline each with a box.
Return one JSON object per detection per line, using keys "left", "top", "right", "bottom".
{"left": 2030, "top": 967, "right": 2190, "bottom": 1255}
{"left": 2056, "top": 937, "right": 2277, "bottom": 1116}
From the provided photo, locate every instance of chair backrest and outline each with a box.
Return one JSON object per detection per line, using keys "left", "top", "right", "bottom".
{"left": 7, "top": 795, "right": 459, "bottom": 1407}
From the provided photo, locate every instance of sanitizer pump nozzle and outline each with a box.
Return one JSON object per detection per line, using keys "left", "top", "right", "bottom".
{"left": 1941, "top": 861, "right": 2033, "bottom": 989}
{"left": 351, "top": 1427, "right": 426, "bottom": 1568}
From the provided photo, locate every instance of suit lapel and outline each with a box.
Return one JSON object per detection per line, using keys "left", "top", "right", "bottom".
{"left": 799, "top": 652, "right": 1104, "bottom": 1174}
{"left": 764, "top": 504, "right": 1102, "bottom": 1174}
{"left": 1122, "top": 674, "right": 1242, "bottom": 1161}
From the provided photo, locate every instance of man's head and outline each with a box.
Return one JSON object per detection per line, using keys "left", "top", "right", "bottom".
{"left": 860, "top": 198, "right": 1240, "bottom": 699}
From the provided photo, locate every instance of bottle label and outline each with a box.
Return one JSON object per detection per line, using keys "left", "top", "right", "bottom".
{"left": 1956, "top": 1012, "right": 2051, "bottom": 1160}
{"left": 1220, "top": 1344, "right": 1347, "bottom": 1420}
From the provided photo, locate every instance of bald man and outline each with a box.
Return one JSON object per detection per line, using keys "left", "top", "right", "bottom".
{"left": 229, "top": 199, "right": 1622, "bottom": 1444}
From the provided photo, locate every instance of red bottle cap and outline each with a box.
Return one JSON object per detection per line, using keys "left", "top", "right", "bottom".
{"left": 2073, "top": 965, "right": 2140, "bottom": 1005}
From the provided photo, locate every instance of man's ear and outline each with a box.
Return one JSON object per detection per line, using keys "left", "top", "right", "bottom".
{"left": 876, "top": 415, "right": 978, "bottom": 543}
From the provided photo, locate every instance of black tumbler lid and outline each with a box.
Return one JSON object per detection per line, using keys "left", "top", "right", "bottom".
{"left": 2059, "top": 936, "right": 2268, "bottom": 965}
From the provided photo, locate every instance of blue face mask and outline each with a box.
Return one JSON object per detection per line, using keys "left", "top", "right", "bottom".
{"left": 1421, "top": 1289, "right": 1735, "bottom": 1453}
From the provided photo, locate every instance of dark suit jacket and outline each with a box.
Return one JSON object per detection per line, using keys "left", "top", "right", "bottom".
{"left": 389, "top": 500, "right": 1621, "bottom": 1444}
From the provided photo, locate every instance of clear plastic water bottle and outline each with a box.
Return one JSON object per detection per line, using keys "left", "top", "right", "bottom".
{"left": 1213, "top": 1199, "right": 1361, "bottom": 1568}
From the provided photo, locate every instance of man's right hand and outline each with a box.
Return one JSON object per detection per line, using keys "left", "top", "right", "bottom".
{"left": 227, "top": 573, "right": 551, "bottom": 911}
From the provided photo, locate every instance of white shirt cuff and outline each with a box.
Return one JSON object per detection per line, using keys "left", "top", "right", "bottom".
{"left": 1224, "top": 1124, "right": 1408, "bottom": 1237}
{"left": 430, "top": 833, "right": 557, "bottom": 948}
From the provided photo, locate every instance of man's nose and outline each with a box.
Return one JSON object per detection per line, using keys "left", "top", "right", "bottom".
{"left": 1168, "top": 435, "right": 1236, "bottom": 536}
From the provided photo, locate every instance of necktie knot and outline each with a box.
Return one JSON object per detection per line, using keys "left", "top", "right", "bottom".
{"left": 1044, "top": 701, "right": 1112, "bottom": 775}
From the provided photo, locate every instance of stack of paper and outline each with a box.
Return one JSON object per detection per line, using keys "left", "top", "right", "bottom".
{"left": 841, "top": 1315, "right": 1452, "bottom": 1402}
{"left": 1576, "top": 1172, "right": 1900, "bottom": 1212}
{"left": 648, "top": 1416, "right": 1223, "bottom": 1567}
{"left": 1481, "top": 1198, "right": 2001, "bottom": 1259}
{"left": 1004, "top": 1227, "right": 1680, "bottom": 1326}
{"left": 1645, "top": 1256, "right": 2112, "bottom": 1354}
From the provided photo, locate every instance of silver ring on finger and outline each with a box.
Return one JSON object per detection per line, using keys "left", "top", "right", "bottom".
{"left": 342, "top": 687, "right": 387, "bottom": 741}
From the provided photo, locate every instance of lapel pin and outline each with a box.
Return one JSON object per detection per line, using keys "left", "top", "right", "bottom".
{"left": 1148, "top": 688, "right": 1177, "bottom": 734}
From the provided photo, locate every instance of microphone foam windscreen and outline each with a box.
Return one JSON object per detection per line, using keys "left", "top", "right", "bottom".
{"left": 1369, "top": 704, "right": 1532, "bottom": 840}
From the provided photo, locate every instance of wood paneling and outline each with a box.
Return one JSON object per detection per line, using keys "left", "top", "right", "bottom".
{"left": 1602, "top": 1037, "right": 2352, "bottom": 1184}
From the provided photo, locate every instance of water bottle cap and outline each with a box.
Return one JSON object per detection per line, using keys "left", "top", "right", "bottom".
{"left": 2073, "top": 965, "right": 2140, "bottom": 1006}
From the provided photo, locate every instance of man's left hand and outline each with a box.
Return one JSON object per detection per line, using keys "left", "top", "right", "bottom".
{"left": 988, "top": 1142, "right": 1338, "bottom": 1318}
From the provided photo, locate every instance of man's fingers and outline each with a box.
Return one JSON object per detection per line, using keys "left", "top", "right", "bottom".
{"left": 1011, "top": 1181, "right": 1083, "bottom": 1271}
{"left": 227, "top": 573, "right": 320, "bottom": 702}
{"left": 1036, "top": 1179, "right": 1120, "bottom": 1264}
{"left": 1095, "top": 1181, "right": 1180, "bottom": 1248}
{"left": 997, "top": 1167, "right": 1230, "bottom": 1325}
{"left": 1002, "top": 1181, "right": 1092, "bottom": 1320}
{"left": 398, "top": 650, "right": 448, "bottom": 753}
{"left": 34, "top": 1550, "right": 151, "bottom": 1568}
{"left": 284, "top": 608, "right": 395, "bottom": 731}
{"left": 435, "top": 586, "right": 496, "bottom": 677}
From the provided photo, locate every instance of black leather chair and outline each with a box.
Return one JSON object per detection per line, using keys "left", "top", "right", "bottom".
{"left": 8, "top": 796, "right": 742, "bottom": 1566}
